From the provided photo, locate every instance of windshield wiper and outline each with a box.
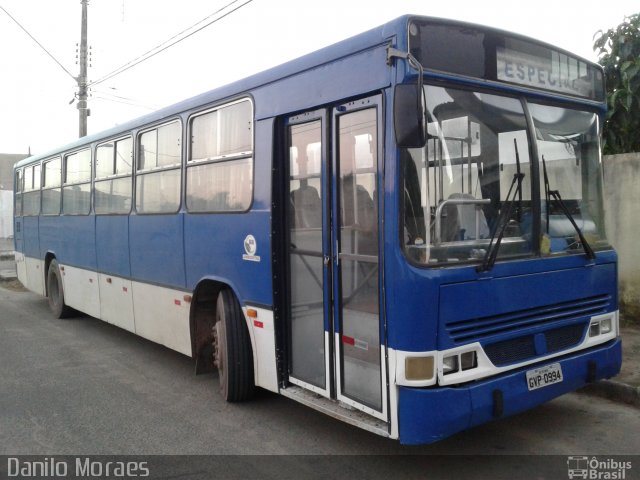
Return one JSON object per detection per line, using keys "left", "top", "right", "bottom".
{"left": 477, "top": 140, "right": 524, "bottom": 273}
{"left": 547, "top": 189, "right": 596, "bottom": 260}
{"left": 477, "top": 172, "right": 524, "bottom": 272}
{"left": 541, "top": 155, "right": 595, "bottom": 260}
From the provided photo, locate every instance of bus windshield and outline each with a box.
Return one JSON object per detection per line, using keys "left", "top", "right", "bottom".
{"left": 530, "top": 103, "right": 608, "bottom": 255}
{"left": 402, "top": 85, "right": 608, "bottom": 266}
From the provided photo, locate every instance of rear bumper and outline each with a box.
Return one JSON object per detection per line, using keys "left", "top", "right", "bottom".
{"left": 397, "top": 338, "right": 622, "bottom": 445}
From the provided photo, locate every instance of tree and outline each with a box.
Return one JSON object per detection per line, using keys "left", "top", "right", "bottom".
{"left": 593, "top": 13, "right": 640, "bottom": 154}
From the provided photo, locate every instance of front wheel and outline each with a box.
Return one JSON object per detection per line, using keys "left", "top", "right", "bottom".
{"left": 47, "top": 259, "right": 73, "bottom": 318}
{"left": 213, "top": 289, "right": 255, "bottom": 402}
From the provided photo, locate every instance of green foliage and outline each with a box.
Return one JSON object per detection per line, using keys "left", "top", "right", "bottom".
{"left": 594, "top": 14, "right": 640, "bottom": 154}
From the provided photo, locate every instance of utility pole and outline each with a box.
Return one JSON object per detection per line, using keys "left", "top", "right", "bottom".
{"left": 77, "top": 0, "right": 89, "bottom": 137}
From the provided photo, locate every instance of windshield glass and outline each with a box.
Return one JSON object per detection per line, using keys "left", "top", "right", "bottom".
{"left": 403, "top": 85, "right": 534, "bottom": 265}
{"left": 401, "top": 86, "right": 609, "bottom": 266}
{"left": 530, "top": 103, "right": 608, "bottom": 254}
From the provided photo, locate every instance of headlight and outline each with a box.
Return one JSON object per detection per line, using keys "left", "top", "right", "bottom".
{"left": 405, "top": 356, "right": 435, "bottom": 381}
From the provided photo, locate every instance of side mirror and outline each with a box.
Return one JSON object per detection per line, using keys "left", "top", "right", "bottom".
{"left": 394, "top": 84, "right": 427, "bottom": 148}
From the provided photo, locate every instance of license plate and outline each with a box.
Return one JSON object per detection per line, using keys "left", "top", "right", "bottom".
{"left": 526, "top": 363, "right": 563, "bottom": 391}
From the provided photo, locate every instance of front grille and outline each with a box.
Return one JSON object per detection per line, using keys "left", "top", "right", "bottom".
{"left": 445, "top": 294, "right": 610, "bottom": 344}
{"left": 484, "top": 336, "right": 536, "bottom": 366}
{"left": 484, "top": 323, "right": 587, "bottom": 367}
{"left": 546, "top": 323, "right": 586, "bottom": 353}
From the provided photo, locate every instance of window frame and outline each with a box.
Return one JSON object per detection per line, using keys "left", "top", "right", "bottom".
{"left": 14, "top": 168, "right": 23, "bottom": 217}
{"left": 134, "top": 118, "right": 183, "bottom": 215}
{"left": 21, "top": 162, "right": 42, "bottom": 217}
{"left": 186, "top": 97, "right": 254, "bottom": 214}
{"left": 62, "top": 148, "right": 92, "bottom": 216}
{"left": 41, "top": 156, "right": 62, "bottom": 216}
{"left": 95, "top": 136, "right": 133, "bottom": 215}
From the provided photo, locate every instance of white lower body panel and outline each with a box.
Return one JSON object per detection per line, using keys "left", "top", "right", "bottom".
{"left": 98, "top": 274, "right": 135, "bottom": 333}
{"left": 15, "top": 252, "right": 27, "bottom": 288}
{"left": 131, "top": 280, "right": 191, "bottom": 356}
{"left": 22, "top": 256, "right": 45, "bottom": 296}
{"left": 60, "top": 264, "right": 100, "bottom": 319}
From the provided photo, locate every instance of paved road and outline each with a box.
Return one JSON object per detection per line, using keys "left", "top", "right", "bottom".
{"left": 0, "top": 284, "right": 638, "bottom": 478}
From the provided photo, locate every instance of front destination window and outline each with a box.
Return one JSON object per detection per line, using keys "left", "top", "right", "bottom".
{"left": 401, "top": 85, "right": 609, "bottom": 266}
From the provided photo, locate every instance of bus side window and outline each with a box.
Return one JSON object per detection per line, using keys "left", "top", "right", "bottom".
{"left": 136, "top": 121, "right": 182, "bottom": 214}
{"left": 22, "top": 164, "right": 41, "bottom": 217}
{"left": 42, "top": 157, "right": 62, "bottom": 215}
{"left": 186, "top": 100, "right": 253, "bottom": 213}
{"left": 62, "top": 149, "right": 92, "bottom": 215}
{"left": 14, "top": 169, "right": 23, "bottom": 217}
{"left": 95, "top": 137, "right": 132, "bottom": 215}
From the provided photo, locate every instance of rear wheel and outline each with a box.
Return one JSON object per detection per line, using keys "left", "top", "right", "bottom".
{"left": 212, "top": 289, "right": 255, "bottom": 402}
{"left": 47, "top": 259, "right": 73, "bottom": 318}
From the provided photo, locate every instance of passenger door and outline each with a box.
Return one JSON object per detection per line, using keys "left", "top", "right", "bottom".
{"left": 285, "top": 95, "right": 387, "bottom": 420}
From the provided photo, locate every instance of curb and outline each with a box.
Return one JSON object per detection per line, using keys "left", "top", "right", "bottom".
{"left": 580, "top": 380, "right": 640, "bottom": 408}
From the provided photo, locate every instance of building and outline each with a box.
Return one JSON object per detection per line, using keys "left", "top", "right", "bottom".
{"left": 0, "top": 153, "right": 29, "bottom": 239}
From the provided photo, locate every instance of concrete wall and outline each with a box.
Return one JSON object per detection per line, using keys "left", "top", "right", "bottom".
{"left": 0, "top": 190, "right": 12, "bottom": 239}
{"left": 603, "top": 153, "right": 640, "bottom": 322}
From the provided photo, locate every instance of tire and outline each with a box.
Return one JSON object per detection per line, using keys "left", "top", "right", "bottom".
{"left": 213, "top": 289, "right": 255, "bottom": 402}
{"left": 46, "top": 259, "right": 73, "bottom": 319}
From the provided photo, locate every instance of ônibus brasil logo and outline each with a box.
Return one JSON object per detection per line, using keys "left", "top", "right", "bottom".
{"left": 567, "top": 456, "right": 632, "bottom": 480}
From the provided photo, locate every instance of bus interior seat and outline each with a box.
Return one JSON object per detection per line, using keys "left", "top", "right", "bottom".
{"left": 341, "top": 182, "right": 375, "bottom": 230}
{"left": 291, "top": 183, "right": 322, "bottom": 228}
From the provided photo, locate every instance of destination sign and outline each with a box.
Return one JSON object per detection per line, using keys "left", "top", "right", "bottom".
{"left": 408, "top": 19, "right": 605, "bottom": 102}
{"left": 497, "top": 43, "right": 597, "bottom": 99}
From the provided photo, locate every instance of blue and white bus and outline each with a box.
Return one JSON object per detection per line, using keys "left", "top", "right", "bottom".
{"left": 13, "top": 15, "right": 621, "bottom": 445}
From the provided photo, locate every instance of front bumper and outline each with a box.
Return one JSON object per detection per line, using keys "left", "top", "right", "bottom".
{"left": 397, "top": 338, "right": 622, "bottom": 445}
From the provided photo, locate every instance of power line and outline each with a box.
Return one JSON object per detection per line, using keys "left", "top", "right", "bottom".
{"left": 0, "top": 5, "right": 76, "bottom": 81}
{"left": 90, "top": 0, "right": 253, "bottom": 87}
{"left": 91, "top": 88, "right": 159, "bottom": 110}
{"left": 92, "top": 94, "right": 157, "bottom": 110}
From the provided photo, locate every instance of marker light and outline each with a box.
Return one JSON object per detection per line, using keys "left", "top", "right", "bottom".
{"left": 443, "top": 350, "right": 479, "bottom": 376}
{"left": 442, "top": 355, "right": 459, "bottom": 375}
{"left": 405, "top": 356, "right": 435, "bottom": 381}
{"left": 589, "top": 314, "right": 616, "bottom": 338}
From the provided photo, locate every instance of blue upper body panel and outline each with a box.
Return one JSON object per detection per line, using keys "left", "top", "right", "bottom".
{"left": 95, "top": 215, "right": 130, "bottom": 277}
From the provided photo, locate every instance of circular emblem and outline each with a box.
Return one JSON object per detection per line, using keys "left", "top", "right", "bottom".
{"left": 244, "top": 235, "right": 257, "bottom": 256}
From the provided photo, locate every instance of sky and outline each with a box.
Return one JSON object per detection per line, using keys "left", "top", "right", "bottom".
{"left": 0, "top": 0, "right": 637, "bottom": 155}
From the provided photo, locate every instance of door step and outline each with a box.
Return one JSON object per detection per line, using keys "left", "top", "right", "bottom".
{"left": 280, "top": 385, "right": 389, "bottom": 437}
